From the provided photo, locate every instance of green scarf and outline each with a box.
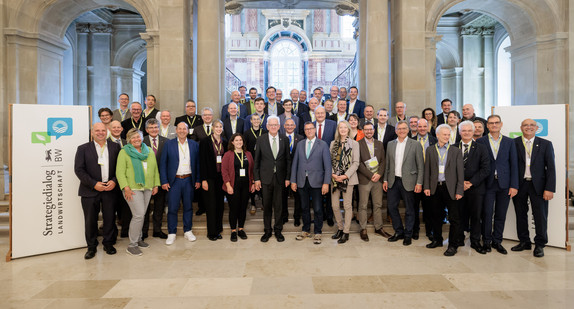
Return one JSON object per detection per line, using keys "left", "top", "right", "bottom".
{"left": 123, "top": 143, "right": 150, "bottom": 186}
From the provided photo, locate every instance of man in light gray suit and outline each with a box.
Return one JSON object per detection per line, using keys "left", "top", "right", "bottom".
{"left": 423, "top": 124, "right": 464, "bottom": 256}
{"left": 290, "top": 122, "right": 331, "bottom": 245}
{"left": 383, "top": 121, "right": 424, "bottom": 246}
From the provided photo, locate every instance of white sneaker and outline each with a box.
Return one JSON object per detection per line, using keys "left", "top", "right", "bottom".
{"left": 166, "top": 234, "right": 176, "bottom": 245}
{"left": 184, "top": 230, "right": 197, "bottom": 242}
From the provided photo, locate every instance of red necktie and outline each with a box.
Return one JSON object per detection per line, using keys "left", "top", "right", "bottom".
{"left": 152, "top": 138, "right": 158, "bottom": 155}
{"left": 318, "top": 124, "right": 322, "bottom": 140}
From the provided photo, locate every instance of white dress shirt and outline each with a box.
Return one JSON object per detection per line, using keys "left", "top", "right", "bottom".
{"left": 94, "top": 141, "right": 109, "bottom": 182}
{"left": 523, "top": 136, "right": 534, "bottom": 179}
{"left": 394, "top": 138, "right": 407, "bottom": 177}
{"left": 176, "top": 139, "right": 192, "bottom": 175}
{"left": 377, "top": 123, "right": 387, "bottom": 142}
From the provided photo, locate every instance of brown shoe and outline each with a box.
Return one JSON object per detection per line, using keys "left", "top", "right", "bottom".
{"left": 360, "top": 229, "right": 369, "bottom": 242}
{"left": 249, "top": 205, "right": 256, "bottom": 215}
{"left": 374, "top": 228, "right": 392, "bottom": 238}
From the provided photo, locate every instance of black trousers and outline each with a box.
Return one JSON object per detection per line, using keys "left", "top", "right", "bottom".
{"left": 512, "top": 180, "right": 549, "bottom": 247}
{"left": 414, "top": 191, "right": 434, "bottom": 236}
{"left": 430, "top": 183, "right": 461, "bottom": 247}
{"left": 81, "top": 191, "right": 117, "bottom": 249}
{"left": 228, "top": 177, "right": 250, "bottom": 230}
{"left": 204, "top": 176, "right": 225, "bottom": 237}
{"left": 143, "top": 187, "right": 166, "bottom": 234}
{"left": 282, "top": 185, "right": 301, "bottom": 221}
{"left": 261, "top": 174, "right": 284, "bottom": 234}
{"left": 459, "top": 186, "right": 483, "bottom": 244}
{"left": 323, "top": 184, "right": 334, "bottom": 220}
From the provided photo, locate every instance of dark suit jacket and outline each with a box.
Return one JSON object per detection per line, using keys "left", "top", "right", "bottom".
{"left": 143, "top": 135, "right": 167, "bottom": 165}
{"left": 290, "top": 138, "right": 332, "bottom": 188}
{"left": 199, "top": 137, "right": 228, "bottom": 181}
{"left": 514, "top": 137, "right": 556, "bottom": 195}
{"left": 159, "top": 138, "right": 200, "bottom": 186}
{"left": 174, "top": 114, "right": 203, "bottom": 129}
{"left": 107, "top": 137, "right": 126, "bottom": 148}
{"left": 264, "top": 102, "right": 285, "bottom": 116}
{"left": 190, "top": 124, "right": 211, "bottom": 143}
{"left": 357, "top": 138, "right": 386, "bottom": 185}
{"left": 347, "top": 99, "right": 366, "bottom": 119}
{"left": 436, "top": 112, "right": 448, "bottom": 125}
{"left": 74, "top": 141, "right": 121, "bottom": 197}
{"left": 143, "top": 108, "right": 160, "bottom": 122}
{"left": 329, "top": 112, "right": 348, "bottom": 122}
{"left": 423, "top": 144, "right": 465, "bottom": 199}
{"left": 455, "top": 140, "right": 490, "bottom": 194}
{"left": 121, "top": 117, "right": 146, "bottom": 139}
{"left": 221, "top": 102, "right": 248, "bottom": 120}
{"left": 244, "top": 113, "right": 268, "bottom": 131}
{"left": 359, "top": 118, "right": 375, "bottom": 128}
{"left": 298, "top": 111, "right": 314, "bottom": 135}
{"left": 253, "top": 133, "right": 292, "bottom": 184}
{"left": 314, "top": 119, "right": 337, "bottom": 147}
{"left": 293, "top": 101, "right": 309, "bottom": 116}
{"left": 476, "top": 134, "right": 518, "bottom": 190}
{"left": 223, "top": 117, "right": 245, "bottom": 141}
{"left": 373, "top": 123, "right": 397, "bottom": 151}
{"left": 285, "top": 133, "right": 304, "bottom": 158}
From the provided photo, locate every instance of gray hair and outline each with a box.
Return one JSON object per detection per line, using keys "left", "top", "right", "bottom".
{"left": 267, "top": 115, "right": 280, "bottom": 125}
{"left": 436, "top": 124, "right": 452, "bottom": 135}
{"left": 201, "top": 107, "right": 214, "bottom": 115}
{"left": 145, "top": 118, "right": 159, "bottom": 129}
{"left": 458, "top": 120, "right": 475, "bottom": 134}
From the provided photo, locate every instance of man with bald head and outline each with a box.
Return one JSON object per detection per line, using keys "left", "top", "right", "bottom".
{"left": 388, "top": 101, "right": 408, "bottom": 127}
{"left": 462, "top": 104, "right": 488, "bottom": 136}
{"left": 290, "top": 88, "right": 308, "bottom": 116}
{"left": 339, "top": 87, "right": 348, "bottom": 101}
{"left": 299, "top": 90, "right": 308, "bottom": 105}
{"left": 121, "top": 101, "right": 146, "bottom": 139}
{"left": 511, "top": 119, "right": 556, "bottom": 257}
{"left": 221, "top": 90, "right": 248, "bottom": 119}
{"left": 75, "top": 122, "right": 122, "bottom": 259}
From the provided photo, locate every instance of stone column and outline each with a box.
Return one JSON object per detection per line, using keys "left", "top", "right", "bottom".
{"left": 461, "top": 26, "right": 484, "bottom": 112}
{"left": 76, "top": 24, "right": 89, "bottom": 107}
{"left": 483, "top": 31, "right": 494, "bottom": 117}
{"left": 357, "top": 0, "right": 367, "bottom": 96}
{"left": 426, "top": 34, "right": 440, "bottom": 109}
{"left": 89, "top": 23, "right": 113, "bottom": 121}
{"left": 455, "top": 67, "right": 463, "bottom": 112}
{"left": 365, "top": 0, "right": 389, "bottom": 109}
{"left": 197, "top": 0, "right": 224, "bottom": 117}
{"left": 330, "top": 10, "right": 339, "bottom": 35}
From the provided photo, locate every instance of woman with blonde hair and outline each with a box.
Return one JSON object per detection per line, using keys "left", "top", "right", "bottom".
{"left": 116, "top": 128, "right": 160, "bottom": 256}
{"left": 330, "top": 121, "right": 360, "bottom": 244}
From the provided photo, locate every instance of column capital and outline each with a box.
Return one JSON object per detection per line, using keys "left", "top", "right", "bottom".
{"left": 335, "top": 1, "right": 359, "bottom": 17}
{"left": 89, "top": 23, "right": 113, "bottom": 33}
{"left": 225, "top": 1, "right": 244, "bottom": 15}
{"left": 140, "top": 31, "right": 159, "bottom": 47}
{"left": 460, "top": 26, "right": 494, "bottom": 36}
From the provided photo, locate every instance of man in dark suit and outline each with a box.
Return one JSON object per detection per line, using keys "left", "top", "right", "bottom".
{"left": 436, "top": 98, "right": 453, "bottom": 125}
{"left": 74, "top": 122, "right": 121, "bottom": 259}
{"left": 190, "top": 107, "right": 215, "bottom": 144}
{"left": 290, "top": 122, "right": 331, "bottom": 244}
{"left": 299, "top": 90, "right": 308, "bottom": 105}
{"left": 511, "top": 118, "right": 556, "bottom": 257}
{"left": 298, "top": 97, "right": 320, "bottom": 134}
{"left": 160, "top": 122, "right": 201, "bottom": 245}
{"left": 223, "top": 102, "right": 245, "bottom": 141}
{"left": 330, "top": 99, "right": 348, "bottom": 123}
{"left": 423, "top": 124, "right": 464, "bottom": 256}
{"left": 264, "top": 86, "right": 284, "bottom": 116}
{"left": 121, "top": 102, "right": 146, "bottom": 139}
{"left": 244, "top": 98, "right": 268, "bottom": 131}
{"left": 142, "top": 118, "right": 168, "bottom": 239}
{"left": 221, "top": 90, "right": 248, "bottom": 120}
{"left": 282, "top": 118, "right": 304, "bottom": 226}
{"left": 174, "top": 100, "right": 203, "bottom": 138}
{"left": 254, "top": 116, "right": 292, "bottom": 242}
{"left": 374, "top": 108, "right": 397, "bottom": 151}
{"left": 357, "top": 122, "right": 389, "bottom": 241}
{"left": 143, "top": 94, "right": 160, "bottom": 122}
{"left": 456, "top": 121, "right": 490, "bottom": 254}
{"left": 413, "top": 118, "right": 438, "bottom": 241}
{"left": 476, "top": 115, "right": 518, "bottom": 254}
{"left": 359, "top": 105, "right": 376, "bottom": 128}
{"left": 313, "top": 105, "right": 337, "bottom": 226}
{"left": 383, "top": 121, "right": 424, "bottom": 246}
{"left": 290, "top": 88, "right": 309, "bottom": 116}
{"left": 462, "top": 104, "right": 488, "bottom": 136}
{"left": 346, "top": 86, "right": 365, "bottom": 119}
{"left": 107, "top": 120, "right": 126, "bottom": 147}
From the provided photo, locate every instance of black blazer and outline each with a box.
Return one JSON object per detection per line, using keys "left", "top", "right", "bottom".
{"left": 254, "top": 133, "right": 292, "bottom": 184}
{"left": 293, "top": 101, "right": 309, "bottom": 116}
{"left": 190, "top": 124, "right": 211, "bottom": 143}
{"left": 455, "top": 140, "right": 490, "bottom": 194}
{"left": 284, "top": 132, "right": 304, "bottom": 158}
{"left": 264, "top": 102, "right": 285, "bottom": 116}
{"left": 298, "top": 111, "right": 314, "bottom": 135}
{"left": 436, "top": 112, "right": 448, "bottom": 125}
{"left": 74, "top": 141, "right": 121, "bottom": 197}
{"left": 174, "top": 114, "right": 203, "bottom": 128}
{"left": 223, "top": 117, "right": 245, "bottom": 141}
{"left": 514, "top": 136, "right": 556, "bottom": 195}
{"left": 373, "top": 123, "right": 397, "bottom": 151}
{"left": 143, "top": 135, "right": 167, "bottom": 165}
{"left": 121, "top": 117, "right": 146, "bottom": 139}
{"left": 199, "top": 136, "right": 228, "bottom": 181}
{"left": 244, "top": 127, "right": 266, "bottom": 154}
{"left": 143, "top": 108, "right": 160, "bottom": 122}
{"left": 107, "top": 137, "right": 126, "bottom": 148}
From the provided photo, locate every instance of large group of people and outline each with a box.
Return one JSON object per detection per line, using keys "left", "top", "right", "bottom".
{"left": 74, "top": 86, "right": 556, "bottom": 260}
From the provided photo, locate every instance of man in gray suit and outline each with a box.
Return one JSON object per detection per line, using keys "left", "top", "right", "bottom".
{"left": 383, "top": 121, "right": 424, "bottom": 246}
{"left": 423, "top": 124, "right": 464, "bottom": 256}
{"left": 290, "top": 122, "right": 331, "bottom": 245}
{"left": 143, "top": 118, "right": 168, "bottom": 239}
{"left": 112, "top": 93, "right": 131, "bottom": 122}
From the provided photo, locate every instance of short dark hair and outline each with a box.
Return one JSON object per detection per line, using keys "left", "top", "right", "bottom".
{"left": 266, "top": 86, "right": 276, "bottom": 93}
{"left": 441, "top": 98, "right": 452, "bottom": 106}
{"left": 448, "top": 110, "right": 461, "bottom": 119}
{"left": 146, "top": 94, "right": 156, "bottom": 100}
{"left": 238, "top": 85, "right": 247, "bottom": 91}
{"left": 98, "top": 107, "right": 113, "bottom": 117}
{"left": 487, "top": 114, "right": 501, "bottom": 122}
{"left": 249, "top": 87, "right": 257, "bottom": 93}
{"left": 349, "top": 86, "right": 358, "bottom": 92}
{"left": 254, "top": 97, "right": 265, "bottom": 104}
{"left": 119, "top": 93, "right": 129, "bottom": 99}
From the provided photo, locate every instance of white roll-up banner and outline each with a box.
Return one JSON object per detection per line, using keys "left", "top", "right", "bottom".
{"left": 495, "top": 105, "right": 567, "bottom": 248}
{"left": 10, "top": 104, "right": 90, "bottom": 259}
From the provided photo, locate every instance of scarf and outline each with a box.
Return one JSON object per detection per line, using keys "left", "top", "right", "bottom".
{"left": 123, "top": 143, "right": 150, "bottom": 186}
{"left": 330, "top": 138, "right": 352, "bottom": 192}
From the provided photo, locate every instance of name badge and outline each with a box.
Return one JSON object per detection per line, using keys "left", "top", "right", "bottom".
{"left": 439, "top": 165, "right": 445, "bottom": 174}
{"left": 98, "top": 157, "right": 105, "bottom": 165}
{"left": 216, "top": 155, "right": 222, "bottom": 163}
{"left": 142, "top": 161, "right": 148, "bottom": 170}
{"left": 240, "top": 169, "right": 246, "bottom": 177}
{"left": 188, "top": 128, "right": 194, "bottom": 135}
{"left": 182, "top": 159, "right": 190, "bottom": 167}
{"left": 365, "top": 157, "right": 378, "bottom": 168}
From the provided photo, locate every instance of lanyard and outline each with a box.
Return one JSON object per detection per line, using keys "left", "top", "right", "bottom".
{"left": 186, "top": 115, "right": 196, "bottom": 128}
{"left": 161, "top": 126, "right": 169, "bottom": 137}
{"left": 435, "top": 144, "right": 449, "bottom": 165}
{"left": 120, "top": 109, "right": 127, "bottom": 121}
{"left": 488, "top": 134, "right": 501, "bottom": 156}
{"left": 178, "top": 140, "right": 188, "bottom": 159}
{"left": 234, "top": 151, "right": 244, "bottom": 169}
{"left": 131, "top": 118, "right": 142, "bottom": 131}
{"left": 212, "top": 136, "right": 222, "bottom": 155}
{"left": 366, "top": 139, "right": 374, "bottom": 157}
{"left": 522, "top": 137, "right": 532, "bottom": 157}
{"left": 98, "top": 143, "right": 107, "bottom": 158}
{"left": 251, "top": 128, "right": 261, "bottom": 139}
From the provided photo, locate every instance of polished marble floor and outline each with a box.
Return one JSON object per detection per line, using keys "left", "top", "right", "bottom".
{"left": 1, "top": 227, "right": 573, "bottom": 308}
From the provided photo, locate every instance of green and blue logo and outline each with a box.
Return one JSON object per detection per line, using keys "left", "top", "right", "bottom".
{"left": 31, "top": 118, "right": 74, "bottom": 145}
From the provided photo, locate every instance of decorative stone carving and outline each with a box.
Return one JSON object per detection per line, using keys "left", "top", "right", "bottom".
{"left": 279, "top": 0, "right": 301, "bottom": 9}
{"left": 76, "top": 23, "right": 90, "bottom": 33}
{"left": 225, "top": 1, "right": 244, "bottom": 15}
{"left": 335, "top": 2, "right": 358, "bottom": 17}
{"left": 460, "top": 26, "right": 495, "bottom": 36}
{"left": 89, "top": 23, "right": 113, "bottom": 33}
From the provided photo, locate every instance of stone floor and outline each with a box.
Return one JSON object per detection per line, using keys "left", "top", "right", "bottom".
{"left": 2, "top": 216, "right": 573, "bottom": 309}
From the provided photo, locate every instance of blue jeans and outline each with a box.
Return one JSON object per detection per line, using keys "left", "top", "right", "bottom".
{"left": 167, "top": 177, "right": 194, "bottom": 234}
{"left": 298, "top": 178, "right": 323, "bottom": 234}
{"left": 387, "top": 177, "right": 415, "bottom": 237}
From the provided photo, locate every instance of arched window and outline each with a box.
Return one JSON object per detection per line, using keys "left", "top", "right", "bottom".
{"left": 496, "top": 36, "right": 511, "bottom": 106}
{"left": 270, "top": 40, "right": 302, "bottom": 92}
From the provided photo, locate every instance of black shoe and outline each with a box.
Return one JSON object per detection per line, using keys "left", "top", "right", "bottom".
{"left": 332, "top": 230, "right": 344, "bottom": 239}
{"left": 444, "top": 246, "right": 458, "bottom": 256}
{"left": 103, "top": 245, "right": 116, "bottom": 255}
{"left": 412, "top": 231, "right": 419, "bottom": 240}
{"left": 84, "top": 249, "right": 96, "bottom": 259}
{"left": 282, "top": 217, "right": 289, "bottom": 224}
{"left": 142, "top": 232, "right": 148, "bottom": 240}
{"left": 427, "top": 234, "right": 434, "bottom": 242}
{"left": 470, "top": 242, "right": 486, "bottom": 254}
{"left": 426, "top": 240, "right": 443, "bottom": 248}
{"left": 388, "top": 234, "right": 404, "bottom": 242}
{"left": 511, "top": 242, "right": 532, "bottom": 252}
{"left": 237, "top": 230, "right": 247, "bottom": 240}
{"left": 195, "top": 210, "right": 205, "bottom": 216}
{"left": 153, "top": 231, "right": 168, "bottom": 239}
{"left": 327, "top": 218, "right": 334, "bottom": 227}
{"left": 294, "top": 218, "right": 301, "bottom": 227}
{"left": 217, "top": 234, "right": 223, "bottom": 239}
{"left": 403, "top": 237, "right": 412, "bottom": 246}
{"left": 533, "top": 245, "right": 544, "bottom": 257}
{"left": 231, "top": 231, "right": 238, "bottom": 242}
{"left": 208, "top": 235, "right": 218, "bottom": 241}
{"left": 483, "top": 243, "right": 492, "bottom": 252}
{"left": 492, "top": 242, "right": 508, "bottom": 255}
{"left": 337, "top": 233, "right": 349, "bottom": 244}
{"left": 260, "top": 233, "right": 272, "bottom": 242}
{"left": 275, "top": 232, "right": 285, "bottom": 242}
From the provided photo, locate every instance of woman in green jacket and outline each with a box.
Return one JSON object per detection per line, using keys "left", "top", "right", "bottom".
{"left": 117, "top": 128, "right": 160, "bottom": 256}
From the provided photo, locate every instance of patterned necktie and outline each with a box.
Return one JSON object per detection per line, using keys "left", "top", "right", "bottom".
{"left": 463, "top": 143, "right": 469, "bottom": 166}
{"left": 288, "top": 135, "right": 293, "bottom": 152}
{"left": 419, "top": 137, "right": 426, "bottom": 161}
{"left": 153, "top": 138, "right": 158, "bottom": 156}
{"left": 306, "top": 140, "right": 312, "bottom": 159}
